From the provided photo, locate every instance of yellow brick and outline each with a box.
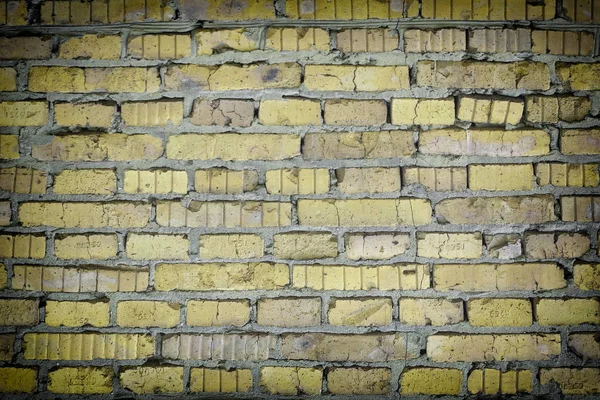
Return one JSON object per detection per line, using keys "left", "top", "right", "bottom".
{"left": 0, "top": 334, "right": 13, "bottom": 360}
{"left": 561, "top": 130, "right": 600, "bottom": 155}
{"left": 457, "top": 97, "right": 524, "bottom": 125}
{"left": 328, "top": 368, "right": 391, "bottom": 395}
{"left": 32, "top": 134, "right": 163, "bottom": 161}
{"left": 117, "top": 301, "right": 180, "bottom": 328}
{"left": 404, "top": 29, "right": 465, "bottom": 52}
{"left": 121, "top": 100, "right": 184, "bottom": 126}
{"left": 0, "top": 265, "right": 6, "bottom": 289}
{"left": 259, "top": 99, "right": 321, "bottom": 125}
{"left": 329, "top": 298, "right": 392, "bottom": 326}
{"left": 0, "top": 201, "right": 9, "bottom": 225}
{"left": 420, "top": 129, "right": 549, "bottom": 156}
{"left": 200, "top": 234, "right": 263, "bottom": 259}
{"left": 0, "top": 68, "right": 17, "bottom": 91}
{"left": 436, "top": 195, "right": 555, "bottom": 224}
{"left": 187, "top": 300, "right": 250, "bottom": 326}
{"left": 305, "top": 65, "right": 409, "bottom": 91}
{"left": 305, "top": 131, "right": 414, "bottom": 158}
{"left": 403, "top": 167, "right": 467, "bottom": 191}
{"left": 266, "top": 28, "right": 329, "bottom": 51}
{"left": 468, "top": 369, "right": 532, "bottom": 394}
{"left": 23, "top": 333, "right": 154, "bottom": 360}
{"left": 336, "top": 167, "right": 400, "bottom": 194}
{"left": 53, "top": 169, "right": 116, "bottom": 195}
{"left": 427, "top": 334, "right": 561, "bottom": 361}
{"left": 568, "top": 333, "right": 600, "bottom": 359}
{"left": 469, "top": 164, "right": 533, "bottom": 191}
{"left": 48, "top": 367, "right": 112, "bottom": 394}
{"left": 0, "top": 168, "right": 46, "bottom": 194}
{"left": 537, "top": 299, "right": 599, "bottom": 326}
{"left": 191, "top": 63, "right": 301, "bottom": 90}
{"left": 0, "top": 37, "right": 52, "bottom": 59}
{"left": 179, "top": 0, "right": 274, "bottom": 20}
{"left": 29, "top": 66, "right": 160, "bottom": 93}
{"left": 401, "top": 368, "right": 462, "bottom": 395}
{"left": 0, "top": 299, "right": 38, "bottom": 326}
{"left": 0, "top": 368, "right": 37, "bottom": 393}
{"left": 468, "top": 28, "right": 531, "bottom": 52}
{"left": 533, "top": 30, "right": 594, "bottom": 56}
{"left": 162, "top": 333, "right": 276, "bottom": 361}
{"left": 345, "top": 233, "right": 410, "bottom": 260}
{"left": 45, "top": 300, "right": 109, "bottom": 327}
{"left": 266, "top": 168, "right": 329, "bottom": 195}
{"left": 196, "top": 29, "right": 259, "bottom": 55}
{"left": 155, "top": 263, "right": 289, "bottom": 291}
{"left": 293, "top": 264, "right": 430, "bottom": 291}
{"left": 123, "top": 169, "right": 188, "bottom": 194}
{"left": 561, "top": 196, "right": 600, "bottom": 222}
{"left": 391, "top": 98, "right": 455, "bottom": 125}
{"left": 557, "top": 63, "right": 600, "bottom": 90}
{"left": 540, "top": 368, "right": 600, "bottom": 395}
{"left": 0, "top": 234, "right": 45, "bottom": 258}
{"left": 191, "top": 98, "right": 254, "bottom": 127}
{"left": 190, "top": 369, "right": 252, "bottom": 393}
{"left": 128, "top": 34, "right": 191, "bottom": 59}
{"left": 126, "top": 234, "right": 188, "bottom": 260}
{"left": 468, "top": 298, "right": 532, "bottom": 327}
{"left": 0, "top": 101, "right": 48, "bottom": 126}
{"left": 298, "top": 199, "right": 432, "bottom": 226}
{"left": 59, "top": 35, "right": 121, "bottom": 59}
{"left": 273, "top": 232, "right": 337, "bottom": 260}
{"left": 536, "top": 163, "right": 599, "bottom": 187}
{"left": 164, "top": 64, "right": 212, "bottom": 90}
{"left": 400, "top": 298, "right": 463, "bottom": 326}
{"left": 527, "top": 96, "right": 592, "bottom": 123}
{"left": 19, "top": 202, "right": 150, "bottom": 228}
{"left": 167, "top": 134, "right": 300, "bottom": 160}
{"left": 418, "top": 61, "right": 550, "bottom": 90}
{"left": 4, "top": 0, "right": 27, "bottom": 25}
{"left": 322, "top": 97, "right": 382, "bottom": 125}
{"left": 258, "top": 298, "right": 321, "bottom": 327}
{"left": 417, "top": 232, "right": 482, "bottom": 259}
{"left": 13, "top": 265, "right": 149, "bottom": 293}
{"left": 524, "top": 232, "right": 590, "bottom": 259}
{"left": 0, "top": 135, "right": 18, "bottom": 159}
{"left": 120, "top": 367, "right": 184, "bottom": 394}
{"left": 54, "top": 102, "right": 115, "bottom": 127}
{"left": 337, "top": 28, "right": 397, "bottom": 52}
{"left": 195, "top": 168, "right": 259, "bottom": 194}
{"left": 54, "top": 234, "right": 118, "bottom": 260}
{"left": 574, "top": 264, "right": 600, "bottom": 291}
{"left": 260, "top": 367, "right": 322, "bottom": 395}
{"left": 434, "top": 263, "right": 566, "bottom": 291}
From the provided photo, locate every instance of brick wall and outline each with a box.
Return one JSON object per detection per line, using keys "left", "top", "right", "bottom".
{"left": 0, "top": 0, "right": 599, "bottom": 397}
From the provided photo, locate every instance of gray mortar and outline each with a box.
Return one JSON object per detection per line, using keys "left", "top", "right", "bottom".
{"left": 0, "top": 0, "right": 600, "bottom": 399}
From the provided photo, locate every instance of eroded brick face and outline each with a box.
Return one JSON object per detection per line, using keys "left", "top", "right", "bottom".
{"left": 0, "top": 0, "right": 599, "bottom": 397}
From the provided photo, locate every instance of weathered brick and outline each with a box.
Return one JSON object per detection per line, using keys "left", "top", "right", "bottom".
{"left": 124, "top": 169, "right": 187, "bottom": 194}
{"left": 324, "top": 100, "right": 388, "bottom": 125}
{"left": 266, "top": 28, "right": 329, "bottom": 51}
{"left": 338, "top": 29, "right": 398, "bottom": 52}
{"left": 536, "top": 299, "right": 599, "bottom": 326}
{"left": 196, "top": 29, "right": 259, "bottom": 55}
{"left": 126, "top": 234, "right": 188, "bottom": 260}
{"left": 457, "top": 97, "right": 524, "bottom": 125}
{"left": 329, "top": 298, "right": 392, "bottom": 326}
{"left": 428, "top": 334, "right": 561, "bottom": 361}
{"left": 281, "top": 333, "right": 420, "bottom": 361}
{"left": 0, "top": 334, "right": 14, "bottom": 360}
{"left": 120, "top": 367, "right": 184, "bottom": 394}
{"left": 526, "top": 96, "right": 592, "bottom": 123}
{"left": 0, "top": 101, "right": 48, "bottom": 126}
{"left": 117, "top": 301, "right": 180, "bottom": 328}
{"left": 557, "top": 63, "right": 600, "bottom": 90}
{"left": 45, "top": 300, "right": 109, "bottom": 327}
{"left": 121, "top": 100, "right": 184, "bottom": 126}
{"left": 0, "top": 368, "right": 37, "bottom": 393}
{"left": 468, "top": 28, "right": 531, "bottom": 53}
{"left": 0, "top": 201, "right": 10, "bottom": 225}
{"left": 195, "top": 169, "right": 258, "bottom": 194}
{"left": 305, "top": 65, "right": 409, "bottom": 91}
{"left": 404, "top": 29, "right": 465, "bottom": 52}
{"left": 421, "top": 0, "right": 555, "bottom": 20}
{"left": 191, "top": 99, "right": 254, "bottom": 127}
{"left": 285, "top": 0, "right": 414, "bottom": 19}
{"left": 568, "top": 333, "right": 600, "bottom": 359}
{"left": 0, "top": 234, "right": 45, "bottom": 259}
{"left": 260, "top": 367, "right": 322, "bottom": 395}
{"left": 401, "top": 368, "right": 462, "bottom": 395}
{"left": 167, "top": 134, "right": 300, "bottom": 160}
{"left": 486, "top": 234, "right": 524, "bottom": 261}
{"left": 155, "top": 263, "right": 289, "bottom": 291}
{"left": 540, "top": 368, "right": 600, "bottom": 395}
{"left": 2, "top": 0, "right": 27, "bottom": 25}
{"left": 190, "top": 368, "right": 252, "bottom": 393}
{"left": 574, "top": 264, "right": 600, "bottom": 291}
{"left": 561, "top": 130, "right": 600, "bottom": 155}
{"left": 259, "top": 99, "right": 321, "bottom": 125}
{"left": 336, "top": 167, "right": 400, "bottom": 194}
{"left": 392, "top": 98, "right": 455, "bottom": 126}
{"left": 0, "top": 68, "right": 17, "bottom": 91}
{"left": 417, "top": 61, "right": 550, "bottom": 90}
{"left": 403, "top": 167, "right": 467, "bottom": 191}
{"left": 0, "top": 265, "right": 6, "bottom": 290}
{"left": 532, "top": 30, "right": 594, "bottom": 56}
{"left": 345, "top": 233, "right": 410, "bottom": 260}
{"left": 328, "top": 368, "right": 391, "bottom": 395}
{"left": 54, "top": 102, "right": 115, "bottom": 127}
{"left": 274, "top": 232, "right": 337, "bottom": 260}
{"left": 400, "top": 298, "right": 463, "bottom": 326}
{"left": 0, "top": 135, "right": 18, "bottom": 159}
{"left": 468, "top": 369, "right": 532, "bottom": 395}
{"left": 561, "top": 196, "right": 600, "bottom": 222}
{"left": 200, "top": 234, "right": 263, "bottom": 259}
{"left": 53, "top": 169, "right": 116, "bottom": 195}
{"left": 536, "top": 163, "right": 599, "bottom": 187}
{"left": 434, "top": 263, "right": 566, "bottom": 291}
{"left": 32, "top": 134, "right": 163, "bottom": 161}
{"left": 0, "top": 37, "right": 52, "bottom": 59}
{"left": 59, "top": 35, "right": 121, "bottom": 59}
{"left": 258, "top": 298, "right": 321, "bottom": 327}
{"left": 468, "top": 298, "right": 532, "bottom": 326}
{"left": 563, "top": 0, "right": 600, "bottom": 22}
{"left": 266, "top": 168, "right": 329, "bottom": 195}
{"left": 0, "top": 299, "right": 38, "bottom": 326}
{"left": 187, "top": 300, "right": 250, "bottom": 326}
{"left": 128, "top": 34, "right": 191, "bottom": 58}
{"left": 162, "top": 333, "right": 277, "bottom": 360}
{"left": 525, "top": 232, "right": 590, "bottom": 259}
{"left": 48, "top": 367, "right": 112, "bottom": 394}
{"left": 304, "top": 131, "right": 415, "bottom": 159}
{"left": 469, "top": 164, "right": 534, "bottom": 191}
{"left": 39, "top": 0, "right": 175, "bottom": 24}
{"left": 54, "top": 234, "right": 118, "bottom": 260}
{"left": 417, "top": 232, "right": 482, "bottom": 259}
{"left": 179, "top": 0, "right": 274, "bottom": 20}
{"left": 420, "top": 129, "right": 549, "bottom": 156}
{"left": 435, "top": 196, "right": 555, "bottom": 224}
{"left": 0, "top": 168, "right": 46, "bottom": 194}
